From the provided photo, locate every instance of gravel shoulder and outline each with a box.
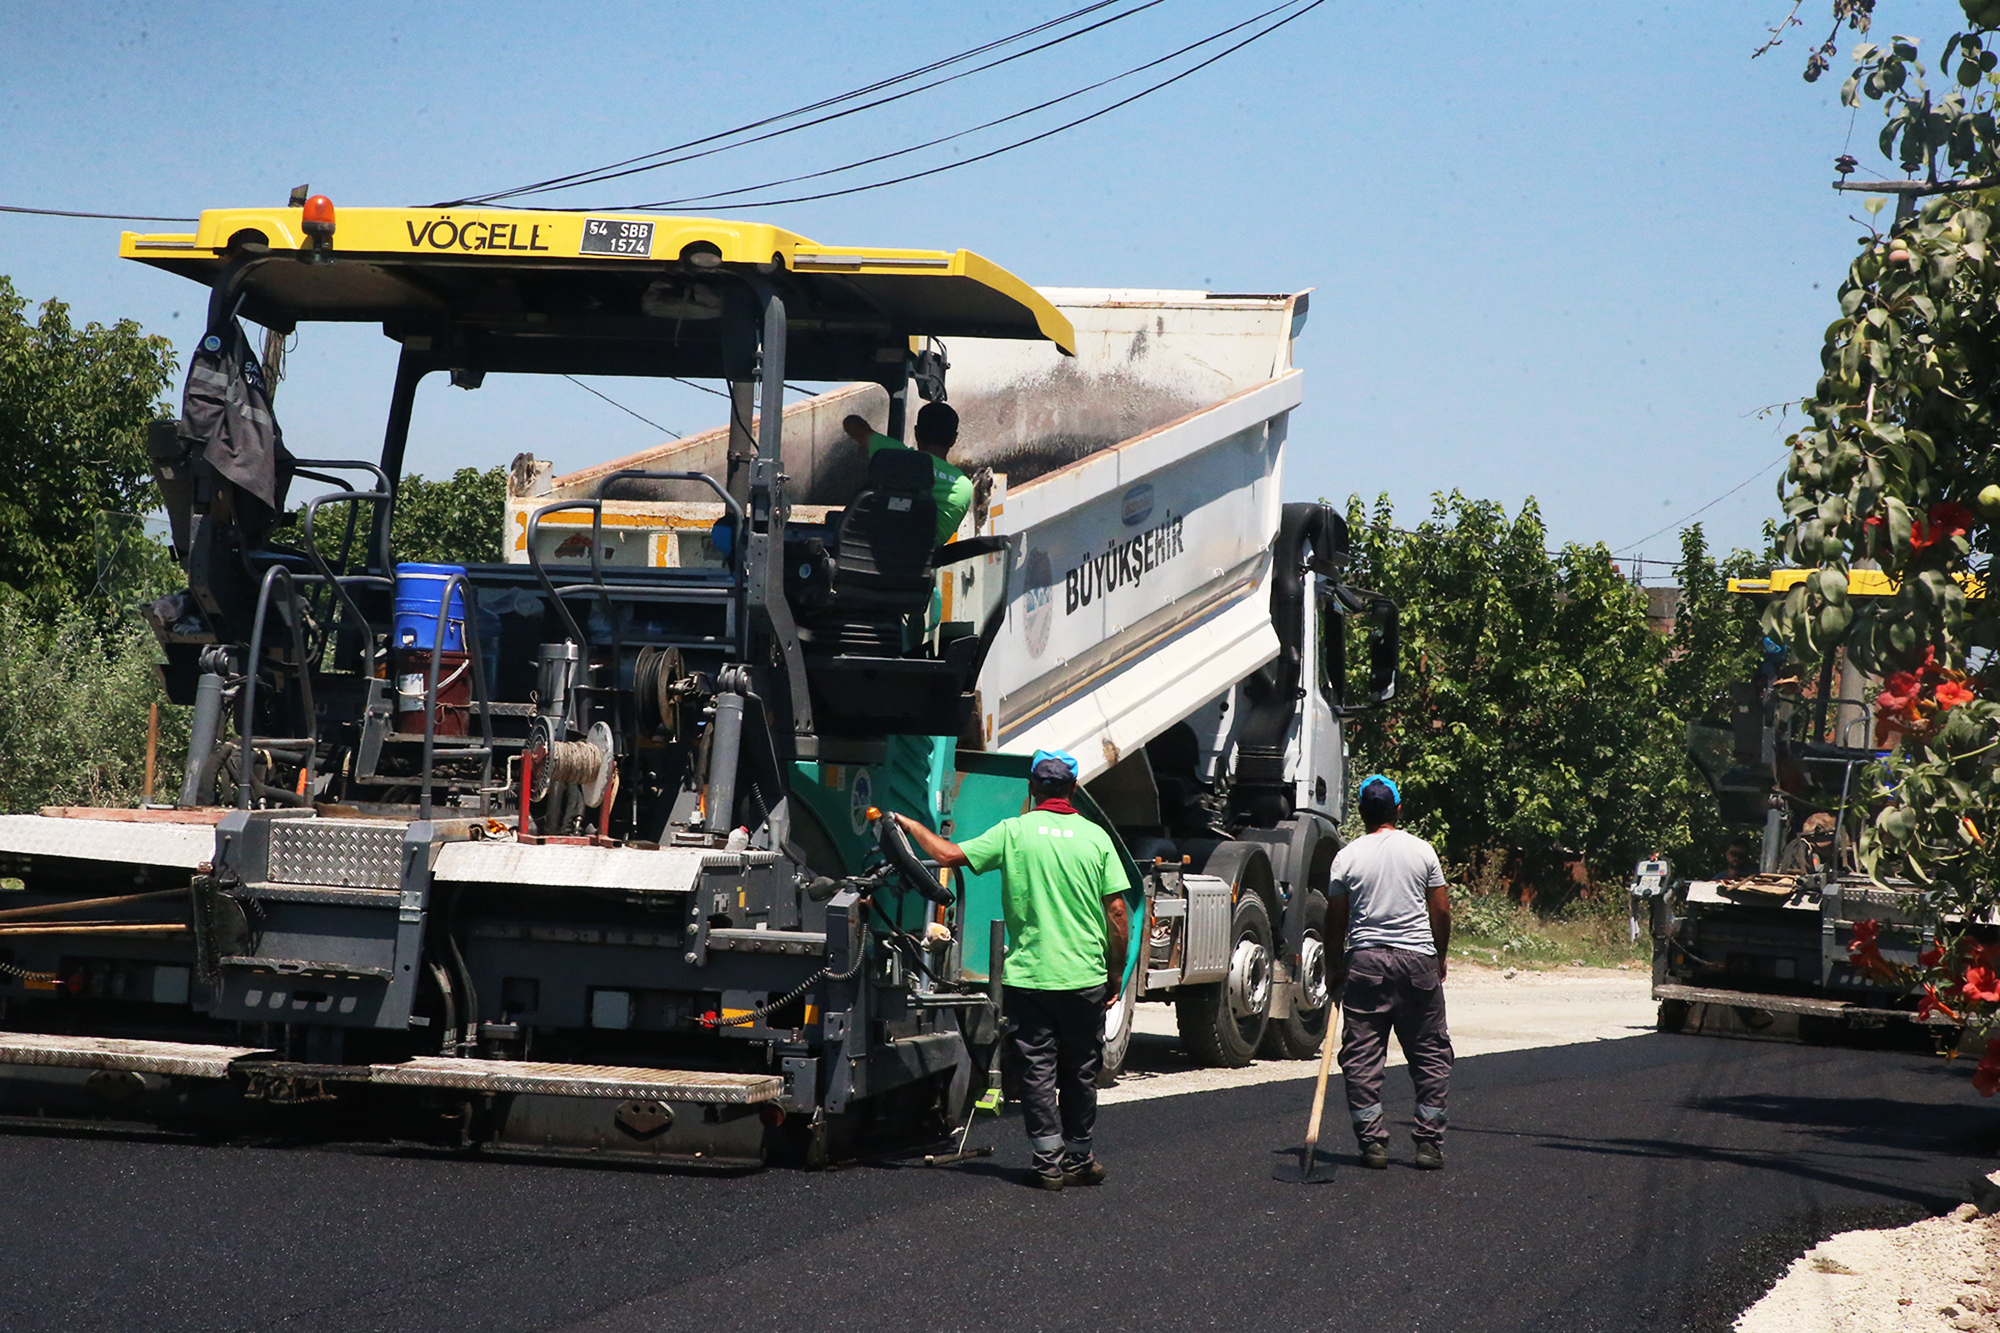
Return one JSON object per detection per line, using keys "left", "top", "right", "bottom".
{"left": 1102, "top": 959, "right": 1655, "bottom": 1105}
{"left": 1736, "top": 1188, "right": 2000, "bottom": 1332}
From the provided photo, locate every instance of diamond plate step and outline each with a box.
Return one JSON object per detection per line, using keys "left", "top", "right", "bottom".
{"left": 0, "top": 1032, "right": 271, "bottom": 1078}
{"left": 366, "top": 1057, "right": 783, "bottom": 1102}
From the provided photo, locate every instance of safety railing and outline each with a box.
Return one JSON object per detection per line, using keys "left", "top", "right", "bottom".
{"left": 238, "top": 565, "right": 318, "bottom": 810}
{"left": 524, "top": 470, "right": 745, "bottom": 648}
{"left": 299, "top": 489, "right": 393, "bottom": 681}
{"left": 290, "top": 459, "right": 393, "bottom": 570}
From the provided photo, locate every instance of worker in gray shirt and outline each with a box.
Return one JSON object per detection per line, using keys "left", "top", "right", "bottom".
{"left": 1326, "top": 774, "right": 1454, "bottom": 1170}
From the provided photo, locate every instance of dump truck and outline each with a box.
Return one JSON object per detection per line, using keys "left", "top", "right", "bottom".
{"left": 0, "top": 201, "right": 1393, "bottom": 1166}
{"left": 1642, "top": 570, "right": 1964, "bottom": 1042}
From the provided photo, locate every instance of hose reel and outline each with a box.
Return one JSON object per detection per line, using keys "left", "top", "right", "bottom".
{"left": 527, "top": 716, "right": 614, "bottom": 805}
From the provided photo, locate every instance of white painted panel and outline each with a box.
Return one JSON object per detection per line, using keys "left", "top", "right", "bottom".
{"left": 433, "top": 840, "right": 707, "bottom": 892}
{"left": 0, "top": 815, "right": 215, "bottom": 868}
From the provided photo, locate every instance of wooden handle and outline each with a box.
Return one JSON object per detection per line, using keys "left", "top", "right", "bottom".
{"left": 1302, "top": 999, "right": 1341, "bottom": 1162}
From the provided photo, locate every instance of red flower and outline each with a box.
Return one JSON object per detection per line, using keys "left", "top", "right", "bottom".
{"left": 1970, "top": 941, "right": 1999, "bottom": 970}
{"left": 1918, "top": 985, "right": 1961, "bottom": 1022}
{"left": 1920, "top": 942, "right": 1945, "bottom": 968}
{"left": 1877, "top": 671, "right": 1923, "bottom": 718}
{"left": 1910, "top": 504, "right": 1975, "bottom": 550}
{"left": 1963, "top": 966, "right": 2000, "bottom": 1003}
{"left": 1933, "top": 500, "right": 1976, "bottom": 540}
{"left": 1938, "top": 679, "right": 1977, "bottom": 710}
{"left": 1976, "top": 1039, "right": 2000, "bottom": 1097}
{"left": 1849, "top": 919, "right": 1896, "bottom": 980}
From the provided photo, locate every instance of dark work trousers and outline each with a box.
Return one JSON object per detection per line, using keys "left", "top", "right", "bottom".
{"left": 1338, "top": 946, "right": 1453, "bottom": 1147}
{"left": 1004, "top": 983, "right": 1106, "bottom": 1164}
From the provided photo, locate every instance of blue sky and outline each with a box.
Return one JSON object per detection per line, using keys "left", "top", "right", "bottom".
{"left": 0, "top": 0, "right": 1964, "bottom": 569}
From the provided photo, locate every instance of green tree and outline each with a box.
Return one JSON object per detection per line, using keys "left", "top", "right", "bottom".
{"left": 1342, "top": 493, "right": 1696, "bottom": 891}
{"left": 1768, "top": 2, "right": 2000, "bottom": 1040}
{"left": 0, "top": 276, "right": 176, "bottom": 616}
{"left": 0, "top": 602, "right": 185, "bottom": 813}
{"left": 1666, "top": 525, "right": 1764, "bottom": 720}
{"left": 388, "top": 466, "right": 507, "bottom": 565}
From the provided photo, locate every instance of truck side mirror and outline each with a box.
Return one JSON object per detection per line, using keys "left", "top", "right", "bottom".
{"left": 1328, "top": 587, "right": 1397, "bottom": 717}
{"left": 1366, "top": 600, "right": 1398, "bottom": 703}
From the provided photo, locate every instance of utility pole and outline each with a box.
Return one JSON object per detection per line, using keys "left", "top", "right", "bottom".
{"left": 1831, "top": 121, "right": 1992, "bottom": 226}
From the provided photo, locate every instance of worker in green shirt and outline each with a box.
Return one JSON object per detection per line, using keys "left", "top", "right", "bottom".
{"left": 894, "top": 749, "right": 1131, "bottom": 1190}
{"left": 841, "top": 402, "right": 974, "bottom": 546}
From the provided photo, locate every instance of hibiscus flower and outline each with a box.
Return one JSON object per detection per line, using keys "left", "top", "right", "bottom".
{"left": 1975, "top": 1039, "right": 2000, "bottom": 1097}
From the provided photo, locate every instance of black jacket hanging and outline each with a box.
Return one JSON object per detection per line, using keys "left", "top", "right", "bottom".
{"left": 178, "top": 319, "right": 292, "bottom": 512}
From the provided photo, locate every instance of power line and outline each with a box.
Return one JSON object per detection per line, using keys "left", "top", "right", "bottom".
{"left": 0, "top": 203, "right": 194, "bottom": 222}
{"left": 447, "top": 0, "right": 1152, "bottom": 205}
{"left": 1613, "top": 453, "right": 1788, "bottom": 557}
{"left": 563, "top": 375, "right": 679, "bottom": 438}
{"left": 670, "top": 377, "right": 817, "bottom": 399}
{"left": 641, "top": 0, "right": 1305, "bottom": 212}
{"left": 616, "top": 0, "right": 1329, "bottom": 212}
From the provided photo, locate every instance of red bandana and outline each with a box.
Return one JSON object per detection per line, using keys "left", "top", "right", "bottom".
{"left": 1034, "top": 798, "right": 1077, "bottom": 815}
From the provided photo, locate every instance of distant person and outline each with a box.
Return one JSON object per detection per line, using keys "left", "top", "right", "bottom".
{"left": 842, "top": 402, "right": 973, "bottom": 546}
{"left": 1326, "top": 775, "right": 1454, "bottom": 1171}
{"left": 1720, "top": 842, "right": 1753, "bottom": 881}
{"left": 893, "top": 749, "right": 1131, "bottom": 1190}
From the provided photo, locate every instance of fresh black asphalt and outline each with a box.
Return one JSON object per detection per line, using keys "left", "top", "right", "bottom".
{"left": 0, "top": 1032, "right": 1992, "bottom": 1333}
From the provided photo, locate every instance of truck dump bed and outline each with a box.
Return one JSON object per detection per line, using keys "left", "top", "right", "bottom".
{"left": 507, "top": 288, "right": 1309, "bottom": 781}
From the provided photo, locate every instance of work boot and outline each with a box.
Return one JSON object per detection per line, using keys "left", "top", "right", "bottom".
{"left": 1413, "top": 1142, "right": 1444, "bottom": 1171}
{"left": 1358, "top": 1142, "right": 1389, "bottom": 1170}
{"left": 1029, "top": 1151, "right": 1066, "bottom": 1190}
{"left": 1061, "top": 1151, "right": 1107, "bottom": 1186}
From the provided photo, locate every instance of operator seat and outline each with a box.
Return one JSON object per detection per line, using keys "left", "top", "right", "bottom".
{"left": 797, "top": 448, "right": 938, "bottom": 654}
{"left": 796, "top": 447, "right": 990, "bottom": 737}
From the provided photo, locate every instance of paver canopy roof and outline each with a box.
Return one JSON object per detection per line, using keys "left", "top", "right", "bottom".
{"left": 122, "top": 206, "right": 1074, "bottom": 381}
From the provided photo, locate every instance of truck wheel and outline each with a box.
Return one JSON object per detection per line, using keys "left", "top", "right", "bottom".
{"left": 1176, "top": 894, "right": 1273, "bottom": 1067}
{"left": 1656, "top": 999, "right": 1691, "bottom": 1033}
{"left": 1096, "top": 965, "right": 1140, "bottom": 1088}
{"left": 1262, "top": 891, "right": 1331, "bottom": 1059}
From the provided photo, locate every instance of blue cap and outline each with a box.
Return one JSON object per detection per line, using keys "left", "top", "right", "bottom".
{"left": 1359, "top": 774, "right": 1400, "bottom": 804}
{"left": 1030, "top": 749, "right": 1080, "bottom": 783}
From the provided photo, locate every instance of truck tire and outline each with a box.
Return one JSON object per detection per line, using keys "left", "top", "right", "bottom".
{"left": 1176, "top": 894, "right": 1273, "bottom": 1067}
{"left": 1096, "top": 964, "right": 1140, "bottom": 1088}
{"left": 1656, "top": 999, "right": 1691, "bottom": 1033}
{"left": 1261, "top": 891, "right": 1332, "bottom": 1059}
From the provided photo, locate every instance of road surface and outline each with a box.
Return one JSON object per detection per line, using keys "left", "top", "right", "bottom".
{"left": 0, "top": 1020, "right": 1990, "bottom": 1333}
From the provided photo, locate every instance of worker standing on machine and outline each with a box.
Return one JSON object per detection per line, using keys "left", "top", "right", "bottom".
{"left": 842, "top": 403, "right": 973, "bottom": 545}
{"left": 1326, "top": 774, "right": 1454, "bottom": 1171}
{"left": 892, "top": 750, "right": 1131, "bottom": 1190}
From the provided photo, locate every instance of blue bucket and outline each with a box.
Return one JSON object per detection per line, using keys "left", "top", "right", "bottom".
{"left": 394, "top": 563, "right": 467, "bottom": 651}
